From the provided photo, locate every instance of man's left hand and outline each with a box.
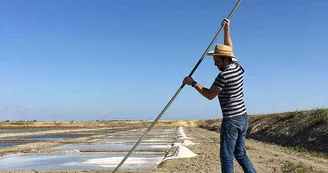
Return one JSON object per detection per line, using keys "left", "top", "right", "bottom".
{"left": 183, "top": 76, "right": 194, "bottom": 86}
{"left": 221, "top": 18, "right": 230, "bottom": 30}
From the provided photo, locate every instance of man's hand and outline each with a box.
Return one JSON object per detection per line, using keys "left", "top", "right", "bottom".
{"left": 183, "top": 76, "right": 194, "bottom": 86}
{"left": 221, "top": 18, "right": 230, "bottom": 29}
{"left": 183, "top": 76, "right": 220, "bottom": 100}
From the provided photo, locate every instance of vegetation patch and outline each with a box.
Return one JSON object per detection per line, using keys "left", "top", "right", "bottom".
{"left": 281, "top": 161, "right": 312, "bottom": 173}
{"left": 285, "top": 146, "right": 328, "bottom": 159}
{"left": 309, "top": 109, "right": 328, "bottom": 125}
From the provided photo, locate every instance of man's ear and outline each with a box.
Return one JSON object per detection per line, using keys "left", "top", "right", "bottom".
{"left": 223, "top": 57, "right": 229, "bottom": 63}
{"left": 225, "top": 57, "right": 232, "bottom": 63}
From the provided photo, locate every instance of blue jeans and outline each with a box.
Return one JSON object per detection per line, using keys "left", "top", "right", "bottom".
{"left": 220, "top": 114, "right": 256, "bottom": 173}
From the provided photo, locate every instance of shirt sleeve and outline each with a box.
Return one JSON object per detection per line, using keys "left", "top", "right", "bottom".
{"left": 211, "top": 73, "right": 226, "bottom": 91}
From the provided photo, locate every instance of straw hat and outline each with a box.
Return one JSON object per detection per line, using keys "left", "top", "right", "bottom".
{"left": 207, "top": 44, "right": 237, "bottom": 61}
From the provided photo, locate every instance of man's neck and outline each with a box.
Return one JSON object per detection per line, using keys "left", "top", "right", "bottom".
{"left": 224, "top": 62, "right": 234, "bottom": 70}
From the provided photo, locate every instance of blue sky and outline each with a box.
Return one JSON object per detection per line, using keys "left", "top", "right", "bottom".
{"left": 0, "top": 0, "right": 327, "bottom": 121}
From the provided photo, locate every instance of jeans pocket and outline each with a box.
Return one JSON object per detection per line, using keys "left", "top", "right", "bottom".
{"left": 227, "top": 123, "right": 238, "bottom": 139}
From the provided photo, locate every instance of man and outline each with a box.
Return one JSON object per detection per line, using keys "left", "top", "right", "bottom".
{"left": 183, "top": 18, "right": 256, "bottom": 173}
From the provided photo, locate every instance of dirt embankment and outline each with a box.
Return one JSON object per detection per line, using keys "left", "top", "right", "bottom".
{"left": 199, "top": 109, "right": 328, "bottom": 154}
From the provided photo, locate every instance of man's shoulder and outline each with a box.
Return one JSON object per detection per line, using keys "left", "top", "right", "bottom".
{"left": 233, "top": 60, "right": 241, "bottom": 66}
{"left": 233, "top": 61, "right": 245, "bottom": 72}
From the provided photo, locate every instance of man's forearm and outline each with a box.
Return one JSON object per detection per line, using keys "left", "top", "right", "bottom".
{"left": 224, "top": 27, "right": 233, "bottom": 48}
{"left": 193, "top": 83, "right": 215, "bottom": 100}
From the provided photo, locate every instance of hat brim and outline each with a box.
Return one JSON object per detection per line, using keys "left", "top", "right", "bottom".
{"left": 206, "top": 51, "right": 236, "bottom": 58}
{"left": 207, "top": 51, "right": 238, "bottom": 62}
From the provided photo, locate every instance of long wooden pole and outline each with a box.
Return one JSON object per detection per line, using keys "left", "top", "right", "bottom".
{"left": 112, "top": 0, "right": 243, "bottom": 172}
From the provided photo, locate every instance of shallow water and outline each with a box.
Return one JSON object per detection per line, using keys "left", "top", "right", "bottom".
{"left": 0, "top": 153, "right": 164, "bottom": 170}
{"left": 0, "top": 142, "right": 24, "bottom": 147}
{"left": 18, "top": 134, "right": 90, "bottom": 140}
{"left": 91, "top": 139, "right": 138, "bottom": 143}
{"left": 91, "top": 139, "right": 175, "bottom": 144}
{"left": 0, "top": 128, "right": 77, "bottom": 134}
{"left": 54, "top": 143, "right": 172, "bottom": 151}
{"left": 0, "top": 127, "right": 181, "bottom": 170}
{"left": 110, "top": 135, "right": 177, "bottom": 140}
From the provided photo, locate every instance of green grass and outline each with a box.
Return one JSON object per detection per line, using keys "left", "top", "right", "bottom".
{"left": 265, "top": 142, "right": 328, "bottom": 160}
{"left": 286, "top": 145, "right": 328, "bottom": 159}
{"left": 250, "top": 108, "right": 328, "bottom": 122}
{"left": 281, "top": 161, "right": 311, "bottom": 173}
{"left": 281, "top": 161, "right": 327, "bottom": 173}
{"left": 309, "top": 109, "right": 328, "bottom": 125}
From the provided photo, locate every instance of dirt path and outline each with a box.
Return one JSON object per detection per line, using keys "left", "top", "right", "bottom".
{"left": 0, "top": 127, "right": 327, "bottom": 173}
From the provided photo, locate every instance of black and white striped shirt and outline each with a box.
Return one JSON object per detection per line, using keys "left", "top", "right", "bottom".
{"left": 211, "top": 61, "right": 247, "bottom": 118}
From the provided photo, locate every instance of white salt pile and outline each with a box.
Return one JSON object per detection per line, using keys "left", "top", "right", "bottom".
{"left": 162, "top": 127, "right": 198, "bottom": 161}
{"left": 172, "top": 140, "right": 197, "bottom": 147}
{"left": 164, "top": 145, "right": 197, "bottom": 160}
{"left": 182, "top": 140, "right": 196, "bottom": 146}
{"left": 177, "top": 126, "right": 190, "bottom": 139}
{"left": 84, "top": 156, "right": 164, "bottom": 168}
{"left": 149, "top": 145, "right": 172, "bottom": 149}
{"left": 63, "top": 149, "right": 80, "bottom": 153}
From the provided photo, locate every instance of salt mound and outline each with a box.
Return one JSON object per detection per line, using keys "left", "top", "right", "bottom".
{"left": 62, "top": 162, "right": 80, "bottom": 166}
{"left": 172, "top": 140, "right": 196, "bottom": 147}
{"left": 63, "top": 149, "right": 80, "bottom": 153}
{"left": 84, "top": 156, "right": 163, "bottom": 168}
{"left": 182, "top": 140, "right": 196, "bottom": 146}
{"left": 164, "top": 145, "right": 197, "bottom": 160}
{"left": 149, "top": 145, "right": 172, "bottom": 149}
{"left": 177, "top": 126, "right": 190, "bottom": 139}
